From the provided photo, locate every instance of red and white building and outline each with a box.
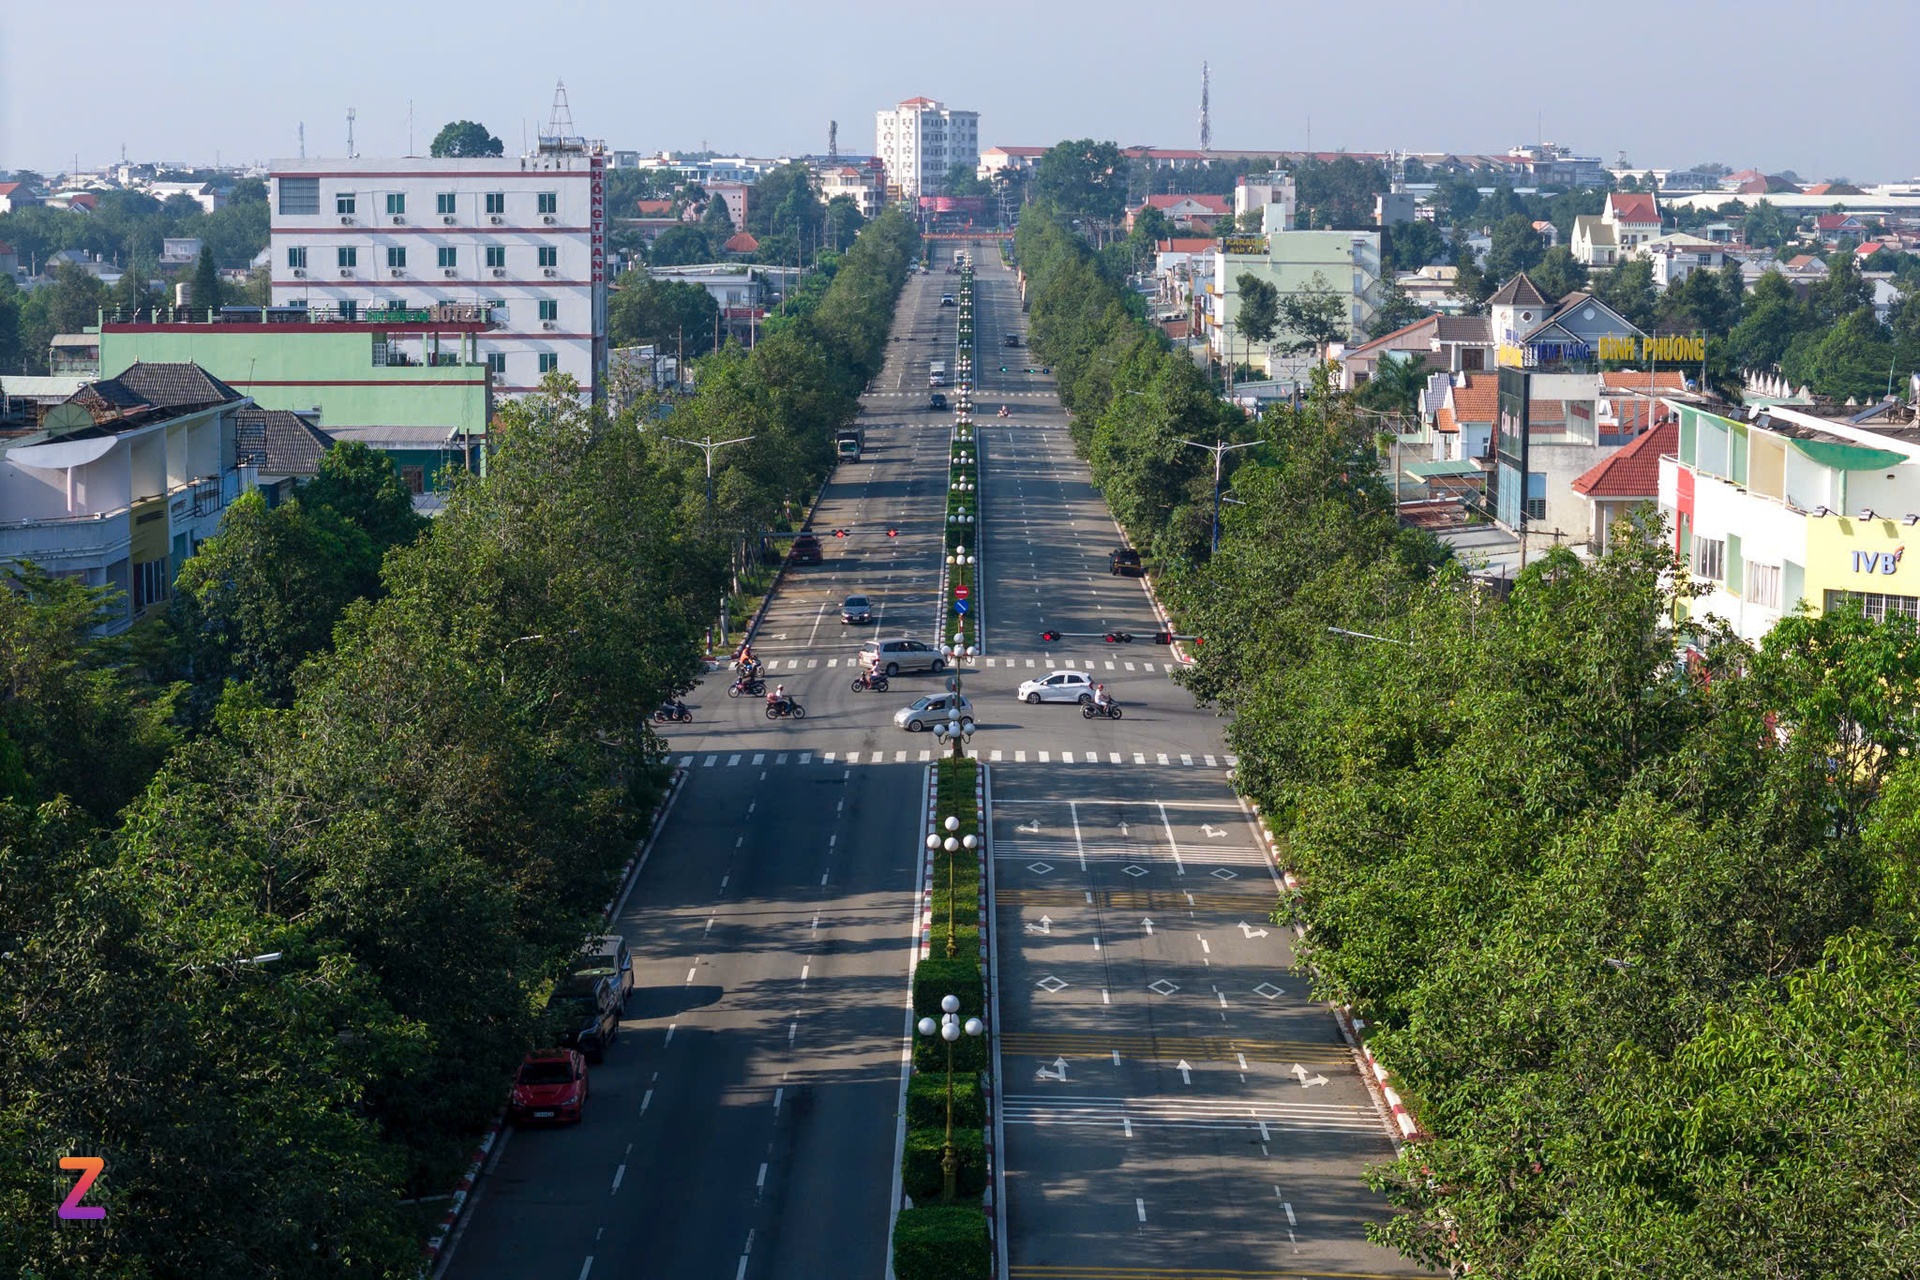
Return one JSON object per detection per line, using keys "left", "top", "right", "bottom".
{"left": 1128, "top": 193, "right": 1231, "bottom": 233}
{"left": 267, "top": 147, "right": 609, "bottom": 400}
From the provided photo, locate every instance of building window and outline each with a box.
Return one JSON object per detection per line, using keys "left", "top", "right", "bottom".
{"left": 387, "top": 246, "right": 407, "bottom": 268}
{"left": 132, "top": 558, "right": 170, "bottom": 611}
{"left": 1694, "top": 536, "right": 1726, "bottom": 581}
{"left": 278, "top": 177, "right": 319, "bottom": 215}
{"left": 336, "top": 192, "right": 356, "bottom": 215}
{"left": 486, "top": 246, "right": 506, "bottom": 269}
{"left": 386, "top": 192, "right": 405, "bottom": 216}
{"left": 437, "top": 192, "right": 456, "bottom": 215}
{"left": 485, "top": 192, "right": 506, "bottom": 215}
{"left": 539, "top": 353, "right": 559, "bottom": 374}
{"left": 287, "top": 246, "right": 308, "bottom": 269}
{"left": 438, "top": 246, "right": 457, "bottom": 269}
{"left": 485, "top": 352, "right": 507, "bottom": 375}
{"left": 337, "top": 246, "right": 358, "bottom": 268}
{"left": 1824, "top": 590, "right": 1920, "bottom": 623}
{"left": 538, "top": 246, "right": 558, "bottom": 268}
{"left": 400, "top": 466, "right": 425, "bottom": 495}
{"left": 1748, "top": 562, "right": 1782, "bottom": 610}
{"left": 538, "top": 192, "right": 558, "bottom": 214}
{"left": 538, "top": 299, "right": 558, "bottom": 321}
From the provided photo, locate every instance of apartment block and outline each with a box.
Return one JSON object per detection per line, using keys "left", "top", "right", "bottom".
{"left": 875, "top": 98, "right": 979, "bottom": 202}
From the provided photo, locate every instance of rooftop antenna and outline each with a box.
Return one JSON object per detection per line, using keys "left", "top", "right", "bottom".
{"left": 346, "top": 107, "right": 357, "bottom": 160}
{"left": 298, "top": 122, "right": 306, "bottom": 160}
{"left": 547, "top": 79, "right": 576, "bottom": 139}
{"left": 1198, "top": 62, "right": 1212, "bottom": 153}
{"left": 408, "top": 99, "right": 414, "bottom": 156}
{"left": 828, "top": 120, "right": 838, "bottom": 160}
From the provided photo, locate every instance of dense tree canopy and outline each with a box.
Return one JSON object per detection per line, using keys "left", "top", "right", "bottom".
{"left": 428, "top": 120, "right": 504, "bottom": 158}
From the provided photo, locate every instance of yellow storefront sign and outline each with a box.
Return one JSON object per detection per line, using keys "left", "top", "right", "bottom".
{"left": 1598, "top": 335, "right": 1706, "bottom": 363}
{"left": 1804, "top": 515, "right": 1920, "bottom": 608}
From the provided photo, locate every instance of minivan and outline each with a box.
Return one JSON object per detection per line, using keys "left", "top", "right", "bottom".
{"left": 859, "top": 637, "right": 947, "bottom": 676}
{"left": 578, "top": 935, "right": 633, "bottom": 1009}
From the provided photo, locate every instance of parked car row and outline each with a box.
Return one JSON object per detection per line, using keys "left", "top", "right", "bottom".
{"left": 511, "top": 934, "right": 635, "bottom": 1127}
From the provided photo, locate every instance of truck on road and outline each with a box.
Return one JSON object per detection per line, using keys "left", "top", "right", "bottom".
{"left": 836, "top": 426, "right": 864, "bottom": 460}
{"left": 928, "top": 360, "right": 948, "bottom": 387}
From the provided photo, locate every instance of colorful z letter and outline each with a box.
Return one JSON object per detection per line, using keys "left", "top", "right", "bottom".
{"left": 58, "top": 1157, "right": 105, "bottom": 1220}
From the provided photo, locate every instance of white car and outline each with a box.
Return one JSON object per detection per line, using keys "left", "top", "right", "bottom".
{"left": 894, "top": 694, "right": 975, "bottom": 732}
{"left": 1017, "top": 671, "right": 1095, "bottom": 705}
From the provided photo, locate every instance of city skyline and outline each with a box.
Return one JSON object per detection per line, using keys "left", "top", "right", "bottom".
{"left": 2, "top": 0, "right": 1913, "bottom": 182}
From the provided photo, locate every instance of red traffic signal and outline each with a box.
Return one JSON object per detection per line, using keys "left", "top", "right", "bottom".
{"left": 887, "top": 528, "right": 898, "bottom": 538}
{"left": 832, "top": 528, "right": 849, "bottom": 538}
{"left": 1039, "top": 630, "right": 1061, "bottom": 643}
{"left": 1153, "top": 631, "right": 1173, "bottom": 645}
{"left": 1104, "top": 632, "right": 1134, "bottom": 644}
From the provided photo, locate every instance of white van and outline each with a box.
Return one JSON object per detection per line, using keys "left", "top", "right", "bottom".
{"left": 859, "top": 637, "right": 947, "bottom": 676}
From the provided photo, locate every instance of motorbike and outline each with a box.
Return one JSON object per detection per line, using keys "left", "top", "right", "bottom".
{"left": 652, "top": 702, "right": 692, "bottom": 724}
{"left": 727, "top": 677, "right": 766, "bottom": 698}
{"left": 851, "top": 671, "right": 891, "bottom": 693}
{"left": 1082, "top": 700, "right": 1123, "bottom": 720}
{"left": 765, "top": 699, "right": 807, "bottom": 721}
{"left": 997, "top": 405, "right": 1010, "bottom": 418}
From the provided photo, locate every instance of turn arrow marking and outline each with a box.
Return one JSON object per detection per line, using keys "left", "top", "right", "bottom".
{"left": 1036, "top": 1057, "right": 1069, "bottom": 1082}
{"left": 1016, "top": 819, "right": 1041, "bottom": 834}
{"left": 1025, "top": 915, "right": 1053, "bottom": 935}
{"left": 1201, "top": 824, "right": 1228, "bottom": 838}
{"left": 1238, "top": 921, "right": 1271, "bottom": 939}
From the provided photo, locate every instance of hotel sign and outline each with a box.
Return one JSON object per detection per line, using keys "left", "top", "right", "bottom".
{"left": 1222, "top": 236, "right": 1268, "bottom": 256}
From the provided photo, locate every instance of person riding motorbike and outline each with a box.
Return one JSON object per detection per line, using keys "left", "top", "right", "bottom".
{"left": 998, "top": 404, "right": 1010, "bottom": 417}
{"left": 1093, "top": 683, "right": 1112, "bottom": 712}
{"left": 767, "top": 683, "right": 789, "bottom": 715}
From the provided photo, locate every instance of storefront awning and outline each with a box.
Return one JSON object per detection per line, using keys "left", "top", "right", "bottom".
{"left": 1790, "top": 438, "right": 1909, "bottom": 471}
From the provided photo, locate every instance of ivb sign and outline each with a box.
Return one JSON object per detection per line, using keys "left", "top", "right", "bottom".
{"left": 1851, "top": 546, "right": 1905, "bottom": 575}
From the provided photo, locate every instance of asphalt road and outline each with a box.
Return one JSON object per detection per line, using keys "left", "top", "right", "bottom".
{"left": 442, "top": 243, "right": 1420, "bottom": 1280}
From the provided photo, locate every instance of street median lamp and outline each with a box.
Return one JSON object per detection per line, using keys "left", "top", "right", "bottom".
{"left": 926, "top": 816, "right": 980, "bottom": 959}
{"left": 916, "top": 994, "right": 985, "bottom": 1203}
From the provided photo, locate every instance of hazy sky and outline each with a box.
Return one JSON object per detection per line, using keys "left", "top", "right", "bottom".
{"left": 3, "top": 0, "right": 1912, "bottom": 182}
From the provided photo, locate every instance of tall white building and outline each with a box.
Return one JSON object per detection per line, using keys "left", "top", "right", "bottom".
{"left": 874, "top": 98, "right": 979, "bottom": 202}
{"left": 268, "top": 147, "right": 609, "bottom": 400}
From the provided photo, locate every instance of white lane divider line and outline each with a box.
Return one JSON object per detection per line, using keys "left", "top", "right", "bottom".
{"left": 1157, "top": 753, "right": 1169, "bottom": 766}
{"left": 1133, "top": 752, "right": 1146, "bottom": 764}
{"left": 1110, "top": 752, "right": 1122, "bottom": 764}
{"left": 1016, "top": 750, "right": 1027, "bottom": 762}
{"left": 799, "top": 752, "right": 812, "bottom": 764}
{"left": 991, "top": 749, "right": 1003, "bottom": 761}
{"left": 664, "top": 1023, "right": 678, "bottom": 1046}
{"left": 611, "top": 1163, "right": 626, "bottom": 1194}
{"left": 1038, "top": 751, "right": 1051, "bottom": 762}
{"left": 579, "top": 1257, "right": 594, "bottom": 1280}
{"left": 1181, "top": 754, "right": 1193, "bottom": 766}
{"left": 752, "top": 753, "right": 765, "bottom": 765}
{"left": 640, "top": 1088, "right": 654, "bottom": 1114}
{"left": 1136, "top": 1198, "right": 1147, "bottom": 1223}
{"left": 1204, "top": 755, "right": 1217, "bottom": 767}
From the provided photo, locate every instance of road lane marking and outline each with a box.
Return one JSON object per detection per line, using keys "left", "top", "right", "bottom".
{"left": 611, "top": 1164, "right": 625, "bottom": 1194}
{"left": 704, "top": 755, "right": 718, "bottom": 767}
{"left": 1038, "top": 751, "right": 1050, "bottom": 762}
{"left": 1181, "top": 755, "right": 1192, "bottom": 766}
{"left": 752, "top": 753, "right": 764, "bottom": 765}
{"left": 735, "top": 836, "right": 745, "bottom": 848}
{"left": 1133, "top": 752, "right": 1146, "bottom": 764}
{"left": 664, "top": 1023, "right": 677, "bottom": 1045}
{"left": 774, "top": 1086, "right": 783, "bottom": 1112}
{"left": 756, "top": 1162, "right": 768, "bottom": 1190}
{"left": 1157, "top": 754, "right": 1169, "bottom": 766}
{"left": 640, "top": 1088, "right": 653, "bottom": 1114}
{"left": 579, "top": 1258, "right": 593, "bottom": 1280}
{"left": 799, "top": 752, "right": 812, "bottom": 764}
{"left": 1136, "top": 1198, "right": 1147, "bottom": 1222}
{"left": 1204, "top": 754, "right": 1217, "bottom": 767}
{"left": 1110, "top": 752, "right": 1122, "bottom": 764}
{"left": 824, "top": 752, "right": 836, "bottom": 763}
{"left": 686, "top": 967, "right": 697, "bottom": 984}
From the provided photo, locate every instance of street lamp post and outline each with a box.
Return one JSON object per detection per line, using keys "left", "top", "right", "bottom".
{"left": 916, "top": 993, "right": 984, "bottom": 1203}
{"left": 926, "top": 816, "right": 981, "bottom": 960}
{"left": 933, "top": 635, "right": 978, "bottom": 760}
{"left": 1181, "top": 438, "right": 1263, "bottom": 554}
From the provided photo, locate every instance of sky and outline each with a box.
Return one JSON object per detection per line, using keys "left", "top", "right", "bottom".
{"left": 2, "top": 0, "right": 1913, "bottom": 182}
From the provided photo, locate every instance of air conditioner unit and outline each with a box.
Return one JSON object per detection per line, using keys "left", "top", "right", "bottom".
{"left": 542, "top": 321, "right": 558, "bottom": 331}
{"left": 443, "top": 268, "right": 458, "bottom": 278}
{"left": 442, "top": 215, "right": 456, "bottom": 224}
{"left": 489, "top": 215, "right": 504, "bottom": 224}
{"left": 542, "top": 214, "right": 557, "bottom": 225}
{"left": 391, "top": 268, "right": 406, "bottom": 278}
{"left": 492, "top": 268, "right": 506, "bottom": 277}
{"left": 391, "top": 215, "right": 405, "bottom": 225}
{"left": 340, "top": 269, "right": 355, "bottom": 278}
{"left": 290, "top": 268, "right": 306, "bottom": 278}
{"left": 543, "top": 267, "right": 558, "bottom": 278}
{"left": 340, "top": 215, "right": 355, "bottom": 225}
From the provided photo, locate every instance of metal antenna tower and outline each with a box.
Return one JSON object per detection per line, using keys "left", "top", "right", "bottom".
{"left": 547, "top": 80, "right": 575, "bottom": 139}
{"left": 298, "top": 122, "right": 305, "bottom": 159}
{"left": 1198, "top": 62, "right": 1212, "bottom": 153}
{"left": 346, "top": 107, "right": 357, "bottom": 159}
{"left": 828, "top": 120, "right": 838, "bottom": 159}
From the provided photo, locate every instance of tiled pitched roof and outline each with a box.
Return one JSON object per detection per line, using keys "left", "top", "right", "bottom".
{"left": 1572, "top": 421, "right": 1679, "bottom": 498}
{"left": 1449, "top": 373, "right": 1499, "bottom": 425}
{"left": 1435, "top": 315, "right": 1493, "bottom": 344}
{"left": 1599, "top": 370, "right": 1688, "bottom": 393}
{"left": 1156, "top": 237, "right": 1217, "bottom": 253}
{"left": 1144, "top": 193, "right": 1230, "bottom": 213}
{"left": 1435, "top": 405, "right": 1459, "bottom": 433}
{"left": 722, "top": 231, "right": 760, "bottom": 253}
{"left": 1344, "top": 313, "right": 1438, "bottom": 357}
{"left": 1814, "top": 213, "right": 1862, "bottom": 231}
{"left": 114, "top": 362, "right": 242, "bottom": 408}
{"left": 1486, "top": 274, "right": 1548, "bottom": 307}
{"left": 236, "top": 408, "right": 333, "bottom": 475}
{"left": 1607, "top": 192, "right": 1660, "bottom": 224}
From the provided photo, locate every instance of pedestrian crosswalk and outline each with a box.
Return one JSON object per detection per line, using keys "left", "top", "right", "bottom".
{"left": 673, "top": 750, "right": 1235, "bottom": 770}
{"left": 1000, "top": 1093, "right": 1383, "bottom": 1136}
{"left": 748, "top": 656, "right": 1182, "bottom": 673}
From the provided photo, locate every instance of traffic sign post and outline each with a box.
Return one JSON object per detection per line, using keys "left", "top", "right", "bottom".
{"left": 954, "top": 585, "right": 969, "bottom": 600}
{"left": 953, "top": 599, "right": 969, "bottom": 616}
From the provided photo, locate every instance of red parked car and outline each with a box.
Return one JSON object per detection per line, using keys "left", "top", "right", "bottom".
{"left": 509, "top": 1049, "right": 589, "bottom": 1126}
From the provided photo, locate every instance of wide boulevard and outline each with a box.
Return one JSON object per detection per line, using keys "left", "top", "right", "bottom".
{"left": 440, "top": 244, "right": 1422, "bottom": 1280}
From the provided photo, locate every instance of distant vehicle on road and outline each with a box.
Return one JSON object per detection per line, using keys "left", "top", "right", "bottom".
{"left": 1004, "top": 333, "right": 1021, "bottom": 347}
{"left": 841, "top": 594, "right": 873, "bottom": 625}
{"left": 578, "top": 936, "right": 634, "bottom": 1008}
{"left": 548, "top": 972, "right": 620, "bottom": 1063}
{"left": 789, "top": 534, "right": 823, "bottom": 565}
{"left": 1017, "top": 671, "right": 1095, "bottom": 705}
{"left": 509, "top": 1050, "right": 588, "bottom": 1126}
{"left": 895, "top": 693, "right": 975, "bottom": 732}
{"left": 1109, "top": 547, "right": 1144, "bottom": 576}
{"left": 928, "top": 392, "right": 948, "bottom": 411}
{"left": 836, "top": 426, "right": 863, "bottom": 460}
{"left": 939, "top": 295, "right": 957, "bottom": 307}
{"left": 929, "top": 360, "right": 948, "bottom": 387}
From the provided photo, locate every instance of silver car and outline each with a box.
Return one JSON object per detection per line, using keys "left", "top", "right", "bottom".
{"left": 1017, "top": 671, "right": 1095, "bottom": 705}
{"left": 894, "top": 694, "right": 975, "bottom": 733}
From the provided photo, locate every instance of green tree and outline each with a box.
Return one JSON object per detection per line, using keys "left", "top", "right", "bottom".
{"left": 1278, "top": 271, "right": 1350, "bottom": 356}
{"left": 609, "top": 271, "right": 721, "bottom": 357}
{"left": 1531, "top": 245, "right": 1590, "bottom": 301}
{"left": 1383, "top": 218, "right": 1445, "bottom": 273}
{"left": 1365, "top": 278, "right": 1430, "bottom": 339}
{"left": 1032, "top": 139, "right": 1128, "bottom": 223}
{"left": 18, "top": 262, "right": 110, "bottom": 372}
{"left": 943, "top": 163, "right": 989, "bottom": 197}
{"left": 429, "top": 120, "right": 504, "bottom": 158}
{"left": 648, "top": 225, "right": 714, "bottom": 267}
{"left": 1743, "top": 198, "right": 1791, "bottom": 249}
{"left": 1727, "top": 270, "right": 1811, "bottom": 370}
{"left": 190, "top": 244, "right": 222, "bottom": 312}
{"left": 303, "top": 441, "right": 429, "bottom": 557}
{"left": 700, "top": 193, "right": 735, "bottom": 237}
{"left": 1483, "top": 214, "right": 1548, "bottom": 287}
{"left": 1593, "top": 257, "right": 1658, "bottom": 330}
{"left": 1234, "top": 272, "right": 1279, "bottom": 367}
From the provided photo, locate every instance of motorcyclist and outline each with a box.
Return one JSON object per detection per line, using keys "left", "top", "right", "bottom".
{"left": 768, "top": 684, "right": 788, "bottom": 714}
{"left": 1093, "top": 683, "right": 1112, "bottom": 713}
{"left": 998, "top": 404, "right": 1010, "bottom": 418}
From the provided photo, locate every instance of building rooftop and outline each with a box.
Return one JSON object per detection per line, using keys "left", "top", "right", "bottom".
{"left": 1572, "top": 421, "right": 1679, "bottom": 499}
{"left": 237, "top": 408, "right": 334, "bottom": 476}
{"left": 1486, "top": 274, "right": 1549, "bottom": 308}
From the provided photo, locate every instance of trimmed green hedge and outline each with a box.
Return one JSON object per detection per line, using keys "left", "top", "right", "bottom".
{"left": 893, "top": 1205, "right": 990, "bottom": 1280}
{"left": 907, "top": 1071, "right": 986, "bottom": 1130}
{"left": 902, "top": 1125, "right": 988, "bottom": 1202}
{"left": 916, "top": 1031, "right": 987, "bottom": 1075}
{"left": 913, "top": 957, "right": 983, "bottom": 1020}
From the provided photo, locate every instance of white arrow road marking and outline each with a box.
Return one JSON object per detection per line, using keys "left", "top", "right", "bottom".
{"left": 1239, "top": 921, "right": 1271, "bottom": 939}
{"left": 1118, "top": 821, "right": 1130, "bottom": 836}
{"left": 1017, "top": 819, "right": 1041, "bottom": 834}
{"left": 1303, "top": 1073, "right": 1329, "bottom": 1089}
{"left": 1141, "top": 917, "right": 1154, "bottom": 936}
{"left": 1201, "top": 824, "right": 1228, "bottom": 838}
{"left": 1025, "top": 915, "right": 1053, "bottom": 935}
{"left": 1036, "top": 1057, "right": 1069, "bottom": 1081}
{"left": 1176, "top": 1060, "right": 1193, "bottom": 1085}
{"left": 1291, "top": 1063, "right": 1309, "bottom": 1084}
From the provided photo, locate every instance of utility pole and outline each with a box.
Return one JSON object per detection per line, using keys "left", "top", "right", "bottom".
{"left": 1182, "top": 438, "right": 1262, "bottom": 553}
{"left": 665, "top": 434, "right": 755, "bottom": 524}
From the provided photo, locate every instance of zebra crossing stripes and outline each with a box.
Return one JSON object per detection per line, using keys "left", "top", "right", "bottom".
{"left": 1000, "top": 1094, "right": 1384, "bottom": 1136}
{"left": 670, "top": 750, "right": 1237, "bottom": 771}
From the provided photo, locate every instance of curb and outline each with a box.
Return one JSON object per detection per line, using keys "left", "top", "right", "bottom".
{"left": 422, "top": 766, "right": 689, "bottom": 1271}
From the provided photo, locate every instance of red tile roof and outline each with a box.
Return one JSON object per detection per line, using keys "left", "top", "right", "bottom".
{"left": 1155, "top": 237, "right": 1217, "bottom": 253}
{"left": 1450, "top": 373, "right": 1498, "bottom": 425}
{"left": 1607, "top": 192, "right": 1660, "bottom": 224}
{"left": 1599, "top": 371, "right": 1688, "bottom": 393}
{"left": 1572, "top": 421, "right": 1678, "bottom": 498}
{"left": 1814, "top": 213, "right": 1863, "bottom": 231}
{"left": 723, "top": 231, "right": 760, "bottom": 253}
{"left": 635, "top": 199, "right": 673, "bottom": 215}
{"left": 898, "top": 96, "right": 938, "bottom": 107}
{"left": 1435, "top": 406, "right": 1459, "bottom": 433}
{"left": 1144, "top": 193, "right": 1230, "bottom": 213}
{"left": 1344, "top": 313, "right": 1438, "bottom": 358}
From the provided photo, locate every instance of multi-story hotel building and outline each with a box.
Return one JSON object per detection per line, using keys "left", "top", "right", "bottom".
{"left": 268, "top": 145, "right": 609, "bottom": 399}
{"left": 874, "top": 98, "right": 979, "bottom": 202}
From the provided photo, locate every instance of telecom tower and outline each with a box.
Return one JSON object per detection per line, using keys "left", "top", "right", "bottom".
{"left": 346, "top": 108, "right": 356, "bottom": 159}
{"left": 1198, "top": 62, "right": 1211, "bottom": 153}
{"left": 547, "top": 80, "right": 575, "bottom": 139}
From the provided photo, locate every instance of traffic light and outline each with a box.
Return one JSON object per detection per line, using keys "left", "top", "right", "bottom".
{"left": 832, "top": 528, "right": 849, "bottom": 538}
{"left": 887, "top": 528, "right": 898, "bottom": 538}
{"left": 1039, "top": 630, "right": 1061, "bottom": 643}
{"left": 1152, "top": 631, "right": 1173, "bottom": 644}
{"left": 1104, "top": 632, "right": 1133, "bottom": 644}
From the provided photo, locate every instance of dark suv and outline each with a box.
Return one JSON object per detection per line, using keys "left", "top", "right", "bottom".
{"left": 928, "top": 392, "right": 948, "bottom": 411}
{"left": 549, "top": 973, "right": 620, "bottom": 1062}
{"left": 1109, "top": 547, "right": 1144, "bottom": 576}
{"left": 789, "top": 534, "right": 823, "bottom": 565}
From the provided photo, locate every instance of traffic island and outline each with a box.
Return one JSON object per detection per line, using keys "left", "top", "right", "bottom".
{"left": 893, "top": 756, "right": 994, "bottom": 1280}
